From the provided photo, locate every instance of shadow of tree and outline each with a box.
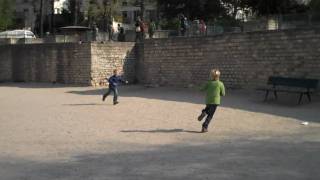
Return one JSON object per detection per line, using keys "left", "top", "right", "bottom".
{"left": 65, "top": 85, "right": 320, "bottom": 123}
{"left": 63, "top": 103, "right": 110, "bottom": 106}
{"left": 0, "top": 82, "right": 86, "bottom": 89}
{"left": 1, "top": 83, "right": 319, "bottom": 123}
{"left": 1, "top": 139, "right": 319, "bottom": 180}
{"left": 121, "top": 129, "right": 202, "bottom": 134}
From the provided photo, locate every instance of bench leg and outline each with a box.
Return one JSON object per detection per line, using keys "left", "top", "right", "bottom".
{"left": 298, "top": 93, "right": 304, "bottom": 104}
{"left": 307, "top": 92, "right": 311, "bottom": 102}
{"left": 274, "top": 91, "right": 278, "bottom": 100}
{"left": 264, "top": 90, "right": 269, "bottom": 101}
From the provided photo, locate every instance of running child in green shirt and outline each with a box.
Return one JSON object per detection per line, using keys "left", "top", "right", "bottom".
{"left": 198, "top": 69, "right": 226, "bottom": 133}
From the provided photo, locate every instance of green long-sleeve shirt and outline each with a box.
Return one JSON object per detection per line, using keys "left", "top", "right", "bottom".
{"left": 200, "top": 80, "right": 226, "bottom": 105}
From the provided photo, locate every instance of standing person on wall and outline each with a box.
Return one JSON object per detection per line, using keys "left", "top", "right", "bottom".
{"left": 135, "top": 17, "right": 146, "bottom": 42}
{"left": 135, "top": 19, "right": 142, "bottom": 42}
{"left": 148, "top": 19, "right": 156, "bottom": 39}
{"left": 180, "top": 14, "right": 187, "bottom": 36}
{"left": 200, "top": 20, "right": 207, "bottom": 36}
{"left": 117, "top": 24, "right": 125, "bottom": 42}
{"left": 107, "top": 20, "right": 114, "bottom": 41}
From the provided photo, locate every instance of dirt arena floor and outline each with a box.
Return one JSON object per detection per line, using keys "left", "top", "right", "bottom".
{"left": 0, "top": 83, "right": 319, "bottom": 180}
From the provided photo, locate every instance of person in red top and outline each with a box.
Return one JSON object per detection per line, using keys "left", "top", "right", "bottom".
{"left": 135, "top": 17, "right": 146, "bottom": 42}
{"left": 199, "top": 20, "right": 207, "bottom": 36}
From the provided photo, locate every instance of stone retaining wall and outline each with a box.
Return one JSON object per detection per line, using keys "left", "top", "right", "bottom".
{"left": 1, "top": 29, "right": 320, "bottom": 89}
{"left": 140, "top": 29, "right": 320, "bottom": 89}
{"left": 90, "top": 43, "right": 136, "bottom": 86}
{"left": 0, "top": 42, "right": 136, "bottom": 86}
{"left": 0, "top": 43, "right": 91, "bottom": 84}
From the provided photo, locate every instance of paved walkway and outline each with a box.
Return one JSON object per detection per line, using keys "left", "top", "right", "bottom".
{"left": 0, "top": 83, "right": 319, "bottom": 180}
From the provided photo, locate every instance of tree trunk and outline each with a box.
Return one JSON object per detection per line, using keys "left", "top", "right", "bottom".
{"left": 40, "top": 0, "right": 44, "bottom": 37}
{"left": 140, "top": 0, "right": 145, "bottom": 20}
{"left": 156, "top": 0, "right": 160, "bottom": 23}
{"left": 51, "top": 0, "right": 55, "bottom": 34}
{"left": 74, "top": 0, "right": 78, "bottom": 26}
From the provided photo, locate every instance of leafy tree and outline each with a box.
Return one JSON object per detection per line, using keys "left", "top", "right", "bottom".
{"left": 85, "top": 0, "right": 119, "bottom": 31}
{"left": 157, "top": 0, "right": 188, "bottom": 19}
{"left": 98, "top": 0, "right": 119, "bottom": 31}
{"left": 309, "top": 0, "right": 320, "bottom": 21}
{"left": 62, "top": 0, "right": 84, "bottom": 25}
{"left": 158, "top": 0, "right": 245, "bottom": 21}
{"left": 87, "top": 0, "right": 100, "bottom": 27}
{"left": 158, "top": 0, "right": 238, "bottom": 27}
{"left": 309, "top": 0, "right": 320, "bottom": 12}
{"left": 221, "top": 0, "right": 251, "bottom": 19}
{"left": 204, "top": 0, "right": 226, "bottom": 21}
{"left": 0, "top": 0, "right": 15, "bottom": 31}
{"left": 248, "top": 0, "right": 308, "bottom": 16}
{"left": 159, "top": 0, "right": 213, "bottom": 20}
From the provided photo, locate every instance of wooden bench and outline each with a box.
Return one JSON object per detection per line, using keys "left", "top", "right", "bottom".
{"left": 257, "top": 76, "right": 319, "bottom": 104}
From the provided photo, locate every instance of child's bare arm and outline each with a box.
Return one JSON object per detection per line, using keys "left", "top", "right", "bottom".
{"left": 220, "top": 83, "right": 226, "bottom": 96}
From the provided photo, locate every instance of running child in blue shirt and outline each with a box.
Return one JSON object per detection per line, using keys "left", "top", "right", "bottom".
{"left": 102, "top": 69, "right": 128, "bottom": 105}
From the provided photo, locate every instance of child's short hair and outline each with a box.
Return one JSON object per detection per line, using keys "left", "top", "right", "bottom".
{"left": 113, "top": 69, "right": 118, "bottom": 74}
{"left": 211, "top": 69, "right": 221, "bottom": 80}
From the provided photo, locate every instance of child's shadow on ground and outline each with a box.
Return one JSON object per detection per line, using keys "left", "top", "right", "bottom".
{"left": 121, "top": 129, "right": 202, "bottom": 134}
{"left": 63, "top": 103, "right": 112, "bottom": 106}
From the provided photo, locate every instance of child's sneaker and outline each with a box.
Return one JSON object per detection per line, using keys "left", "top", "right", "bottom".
{"left": 113, "top": 101, "right": 119, "bottom": 105}
{"left": 198, "top": 112, "right": 206, "bottom": 121}
{"left": 201, "top": 127, "right": 208, "bottom": 133}
{"left": 102, "top": 95, "right": 106, "bottom": 101}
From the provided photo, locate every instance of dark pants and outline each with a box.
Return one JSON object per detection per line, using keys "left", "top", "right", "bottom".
{"left": 103, "top": 87, "right": 118, "bottom": 103}
{"left": 202, "top": 104, "right": 218, "bottom": 129}
{"left": 136, "top": 32, "right": 143, "bottom": 42}
{"left": 149, "top": 32, "right": 154, "bottom": 39}
{"left": 181, "top": 29, "right": 186, "bottom": 36}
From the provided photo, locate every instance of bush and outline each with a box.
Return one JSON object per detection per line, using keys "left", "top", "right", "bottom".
{"left": 159, "top": 18, "right": 180, "bottom": 30}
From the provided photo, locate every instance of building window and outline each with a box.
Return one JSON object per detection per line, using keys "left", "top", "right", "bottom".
{"left": 122, "top": 11, "right": 128, "bottom": 18}
{"left": 55, "top": 8, "right": 62, "bottom": 14}
{"left": 122, "top": 11, "right": 129, "bottom": 23}
{"left": 122, "top": 1, "right": 128, "bottom": 6}
{"left": 134, "top": 11, "right": 140, "bottom": 21}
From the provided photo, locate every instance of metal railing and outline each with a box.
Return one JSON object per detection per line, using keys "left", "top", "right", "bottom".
{"left": 1, "top": 12, "right": 320, "bottom": 45}
{"left": 156, "top": 12, "right": 320, "bottom": 38}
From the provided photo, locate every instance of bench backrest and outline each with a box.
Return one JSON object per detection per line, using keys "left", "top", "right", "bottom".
{"left": 268, "top": 76, "right": 319, "bottom": 89}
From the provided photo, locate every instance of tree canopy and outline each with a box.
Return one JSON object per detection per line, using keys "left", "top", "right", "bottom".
{"left": 0, "top": 0, "right": 15, "bottom": 31}
{"left": 309, "top": 0, "right": 320, "bottom": 12}
{"left": 248, "top": 0, "right": 309, "bottom": 16}
{"left": 86, "top": 0, "right": 119, "bottom": 30}
{"left": 158, "top": 0, "right": 310, "bottom": 22}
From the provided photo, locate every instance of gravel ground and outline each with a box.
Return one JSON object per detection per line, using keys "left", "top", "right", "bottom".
{"left": 0, "top": 83, "right": 319, "bottom": 180}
